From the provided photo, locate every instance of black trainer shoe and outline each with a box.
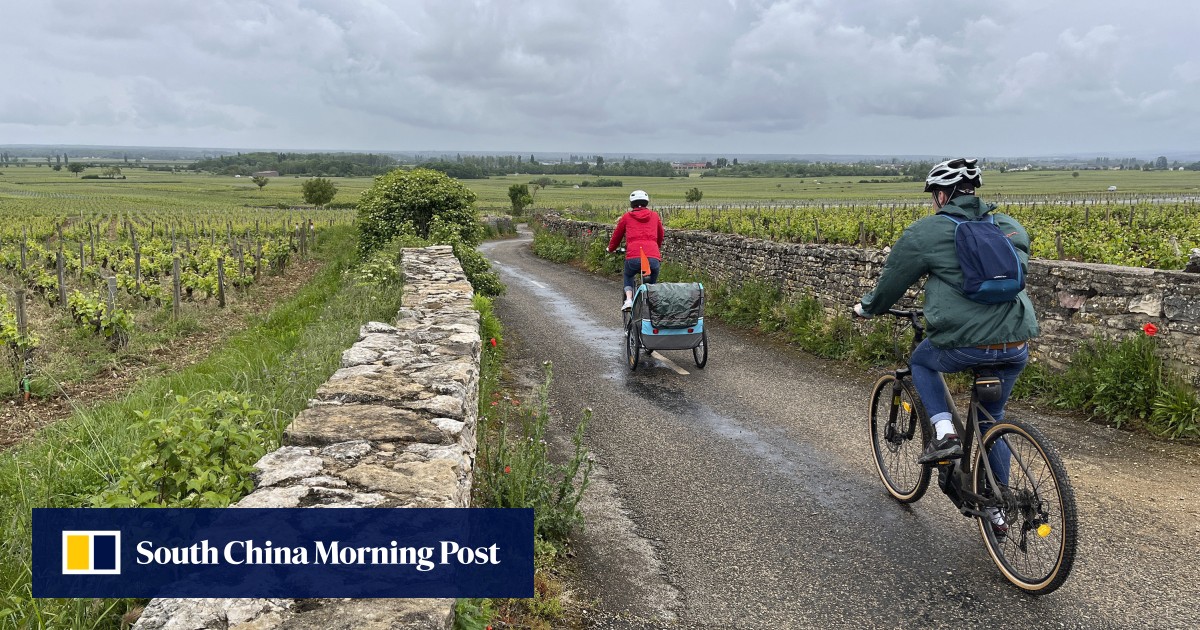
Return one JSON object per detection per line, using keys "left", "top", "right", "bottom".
{"left": 918, "top": 433, "right": 963, "bottom": 464}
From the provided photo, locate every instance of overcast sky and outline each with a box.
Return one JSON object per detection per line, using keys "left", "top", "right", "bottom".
{"left": 1, "top": 0, "right": 1197, "bottom": 157}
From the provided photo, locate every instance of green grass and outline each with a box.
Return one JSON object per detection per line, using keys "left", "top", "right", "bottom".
{"left": 0, "top": 166, "right": 375, "bottom": 219}
{"left": 0, "top": 225, "right": 407, "bottom": 628}
{"left": 461, "top": 169, "right": 1200, "bottom": 211}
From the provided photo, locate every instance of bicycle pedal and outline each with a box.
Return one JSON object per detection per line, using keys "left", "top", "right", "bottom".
{"left": 937, "top": 460, "right": 951, "bottom": 465}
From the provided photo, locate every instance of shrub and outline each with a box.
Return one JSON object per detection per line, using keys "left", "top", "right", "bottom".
{"left": 584, "top": 237, "right": 623, "bottom": 275}
{"left": 454, "top": 240, "right": 504, "bottom": 297}
{"left": 531, "top": 232, "right": 583, "bottom": 263}
{"left": 357, "top": 168, "right": 480, "bottom": 256}
{"left": 92, "top": 391, "right": 270, "bottom": 508}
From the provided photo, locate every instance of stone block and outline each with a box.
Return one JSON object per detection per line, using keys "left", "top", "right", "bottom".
{"left": 286, "top": 404, "right": 445, "bottom": 446}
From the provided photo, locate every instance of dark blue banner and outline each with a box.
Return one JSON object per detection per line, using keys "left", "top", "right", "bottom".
{"left": 33, "top": 508, "right": 533, "bottom": 598}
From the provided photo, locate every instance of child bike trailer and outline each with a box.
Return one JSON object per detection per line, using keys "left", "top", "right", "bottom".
{"left": 625, "top": 282, "right": 707, "bottom": 370}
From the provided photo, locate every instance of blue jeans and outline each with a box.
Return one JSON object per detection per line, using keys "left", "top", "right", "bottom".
{"left": 910, "top": 339, "right": 1028, "bottom": 485}
{"left": 623, "top": 258, "right": 660, "bottom": 293}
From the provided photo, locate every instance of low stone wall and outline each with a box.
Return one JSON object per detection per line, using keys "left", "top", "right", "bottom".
{"left": 543, "top": 215, "right": 1200, "bottom": 379}
{"left": 135, "top": 245, "right": 480, "bottom": 630}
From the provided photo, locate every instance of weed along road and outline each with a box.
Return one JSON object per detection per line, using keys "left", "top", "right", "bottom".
{"left": 480, "top": 228, "right": 1200, "bottom": 629}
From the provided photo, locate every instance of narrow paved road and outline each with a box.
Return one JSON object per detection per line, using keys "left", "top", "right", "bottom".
{"left": 481, "top": 230, "right": 1200, "bottom": 630}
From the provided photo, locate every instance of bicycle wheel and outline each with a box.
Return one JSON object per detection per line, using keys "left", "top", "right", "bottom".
{"left": 973, "top": 418, "right": 1077, "bottom": 595}
{"left": 625, "top": 322, "right": 640, "bottom": 371}
{"left": 693, "top": 330, "right": 708, "bottom": 369}
{"left": 868, "top": 374, "right": 931, "bottom": 503}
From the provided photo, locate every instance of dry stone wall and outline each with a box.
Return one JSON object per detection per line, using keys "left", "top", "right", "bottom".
{"left": 543, "top": 215, "right": 1200, "bottom": 379}
{"left": 135, "top": 245, "right": 479, "bottom": 630}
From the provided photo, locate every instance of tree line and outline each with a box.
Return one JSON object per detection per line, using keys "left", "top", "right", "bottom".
{"left": 418, "top": 155, "right": 678, "bottom": 178}
{"left": 190, "top": 152, "right": 400, "bottom": 177}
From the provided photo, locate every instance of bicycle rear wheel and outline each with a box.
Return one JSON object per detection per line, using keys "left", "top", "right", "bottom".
{"left": 973, "top": 418, "right": 1078, "bottom": 595}
{"left": 868, "top": 374, "right": 931, "bottom": 503}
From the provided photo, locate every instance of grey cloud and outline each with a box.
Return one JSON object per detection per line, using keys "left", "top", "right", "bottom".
{"left": 0, "top": 0, "right": 1197, "bottom": 154}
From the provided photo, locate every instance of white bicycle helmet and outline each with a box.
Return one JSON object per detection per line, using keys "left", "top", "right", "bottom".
{"left": 924, "top": 158, "right": 982, "bottom": 192}
{"left": 629, "top": 190, "right": 650, "bottom": 203}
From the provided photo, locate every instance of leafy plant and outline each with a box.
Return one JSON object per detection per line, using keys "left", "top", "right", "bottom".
{"left": 530, "top": 232, "right": 583, "bottom": 263}
{"left": 1150, "top": 376, "right": 1200, "bottom": 438}
{"left": 476, "top": 363, "right": 592, "bottom": 544}
{"left": 92, "top": 391, "right": 269, "bottom": 507}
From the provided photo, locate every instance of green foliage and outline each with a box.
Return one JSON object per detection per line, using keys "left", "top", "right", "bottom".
{"left": 475, "top": 295, "right": 502, "bottom": 354}
{"left": 453, "top": 598, "right": 496, "bottom": 630}
{"left": 710, "top": 279, "right": 780, "bottom": 328}
{"left": 530, "top": 232, "right": 584, "bottom": 263}
{"left": 508, "top": 183, "right": 534, "bottom": 215}
{"left": 356, "top": 168, "right": 480, "bottom": 256}
{"left": 192, "top": 151, "right": 399, "bottom": 177}
{"left": 685, "top": 186, "right": 703, "bottom": 202}
{"left": 477, "top": 363, "right": 593, "bottom": 544}
{"left": 301, "top": 177, "right": 338, "bottom": 206}
{"left": 251, "top": 175, "right": 269, "bottom": 189}
{"left": 577, "top": 178, "right": 624, "bottom": 187}
{"left": 353, "top": 247, "right": 401, "bottom": 288}
{"left": 584, "top": 237, "right": 623, "bottom": 275}
{"left": 92, "top": 391, "right": 269, "bottom": 507}
{"left": 478, "top": 217, "right": 517, "bottom": 239}
{"left": 852, "top": 318, "right": 901, "bottom": 365}
{"left": 1151, "top": 376, "right": 1200, "bottom": 438}
{"left": 453, "top": 241, "right": 505, "bottom": 297}
{"left": 1052, "top": 333, "right": 1160, "bottom": 427}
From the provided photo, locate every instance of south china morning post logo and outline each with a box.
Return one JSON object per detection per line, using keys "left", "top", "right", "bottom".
{"left": 61, "top": 531, "right": 121, "bottom": 575}
{"left": 33, "top": 508, "right": 533, "bottom": 599}
{"left": 133, "top": 537, "right": 498, "bottom": 571}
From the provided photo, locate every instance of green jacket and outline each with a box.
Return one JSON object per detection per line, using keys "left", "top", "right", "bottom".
{"left": 859, "top": 195, "right": 1039, "bottom": 348}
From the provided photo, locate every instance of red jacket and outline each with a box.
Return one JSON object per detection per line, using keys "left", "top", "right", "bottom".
{"left": 608, "top": 208, "right": 664, "bottom": 260}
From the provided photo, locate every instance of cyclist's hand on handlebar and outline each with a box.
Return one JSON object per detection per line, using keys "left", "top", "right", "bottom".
{"left": 853, "top": 303, "right": 872, "bottom": 319}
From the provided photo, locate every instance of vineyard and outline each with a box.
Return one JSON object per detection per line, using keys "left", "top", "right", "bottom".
{"left": 0, "top": 168, "right": 364, "bottom": 446}
{"left": 1, "top": 207, "right": 354, "bottom": 398}
{"left": 555, "top": 199, "right": 1200, "bottom": 270}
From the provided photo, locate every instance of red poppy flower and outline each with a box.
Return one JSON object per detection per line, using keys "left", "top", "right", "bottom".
{"left": 503, "top": 466, "right": 511, "bottom": 474}
{"left": 1143, "top": 322, "right": 1158, "bottom": 336}
{"left": 489, "top": 338, "right": 497, "bottom": 347}
{"left": 511, "top": 399, "right": 520, "bottom": 406}
{"left": 490, "top": 401, "right": 498, "bottom": 407}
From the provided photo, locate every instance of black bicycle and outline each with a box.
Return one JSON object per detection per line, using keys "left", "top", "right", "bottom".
{"left": 867, "top": 309, "right": 1078, "bottom": 595}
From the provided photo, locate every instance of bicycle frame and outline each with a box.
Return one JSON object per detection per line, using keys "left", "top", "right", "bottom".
{"left": 887, "top": 309, "right": 1005, "bottom": 519}
{"left": 935, "top": 375, "right": 1005, "bottom": 518}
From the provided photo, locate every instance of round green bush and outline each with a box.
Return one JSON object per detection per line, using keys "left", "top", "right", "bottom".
{"left": 356, "top": 168, "right": 480, "bottom": 256}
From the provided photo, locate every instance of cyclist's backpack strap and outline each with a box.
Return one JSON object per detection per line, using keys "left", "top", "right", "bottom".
{"left": 943, "top": 214, "right": 1025, "bottom": 305}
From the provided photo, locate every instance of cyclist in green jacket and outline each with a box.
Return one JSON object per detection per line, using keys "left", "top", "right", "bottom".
{"left": 854, "top": 159, "right": 1039, "bottom": 530}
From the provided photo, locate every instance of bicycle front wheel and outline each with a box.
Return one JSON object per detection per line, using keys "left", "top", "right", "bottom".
{"left": 973, "top": 418, "right": 1078, "bottom": 595}
{"left": 868, "top": 374, "right": 931, "bottom": 503}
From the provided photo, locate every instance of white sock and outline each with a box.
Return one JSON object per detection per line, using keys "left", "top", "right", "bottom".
{"left": 931, "top": 414, "right": 955, "bottom": 439}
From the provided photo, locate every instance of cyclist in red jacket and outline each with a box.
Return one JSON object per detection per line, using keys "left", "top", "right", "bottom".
{"left": 607, "top": 190, "right": 665, "bottom": 311}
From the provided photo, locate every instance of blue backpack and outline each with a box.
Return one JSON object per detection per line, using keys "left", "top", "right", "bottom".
{"left": 942, "top": 214, "right": 1025, "bottom": 304}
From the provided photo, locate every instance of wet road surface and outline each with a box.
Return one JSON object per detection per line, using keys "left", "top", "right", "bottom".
{"left": 481, "top": 230, "right": 1200, "bottom": 629}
